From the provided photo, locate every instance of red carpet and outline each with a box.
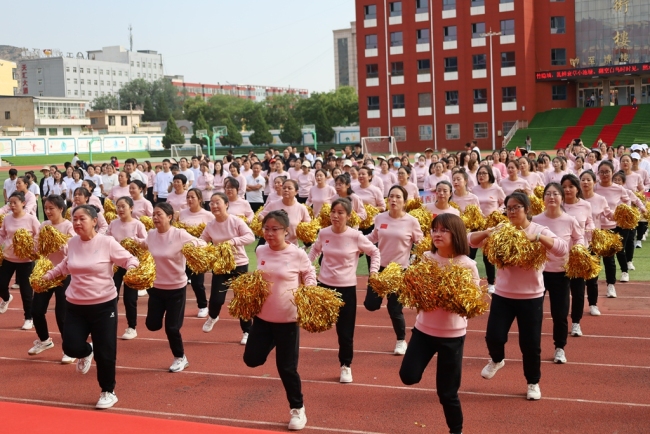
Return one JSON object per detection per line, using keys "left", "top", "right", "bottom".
{"left": 592, "top": 124, "right": 623, "bottom": 147}
{"left": 0, "top": 402, "right": 277, "bottom": 434}
{"left": 555, "top": 126, "right": 584, "bottom": 149}
{"left": 576, "top": 108, "right": 602, "bottom": 126}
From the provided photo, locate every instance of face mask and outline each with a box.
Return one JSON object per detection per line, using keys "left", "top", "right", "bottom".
{"left": 393, "top": 161, "right": 401, "bottom": 168}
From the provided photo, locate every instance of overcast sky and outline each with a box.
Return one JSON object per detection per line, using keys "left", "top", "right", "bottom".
{"left": 6, "top": 0, "right": 356, "bottom": 93}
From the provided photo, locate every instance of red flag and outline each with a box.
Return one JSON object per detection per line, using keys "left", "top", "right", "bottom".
{"left": 514, "top": 147, "right": 522, "bottom": 157}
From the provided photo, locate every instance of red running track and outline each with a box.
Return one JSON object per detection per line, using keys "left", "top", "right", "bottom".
{"left": 1, "top": 276, "right": 649, "bottom": 433}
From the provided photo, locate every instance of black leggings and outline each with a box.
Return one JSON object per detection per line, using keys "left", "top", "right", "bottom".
{"left": 0, "top": 260, "right": 34, "bottom": 320}
{"left": 146, "top": 287, "right": 186, "bottom": 358}
{"left": 208, "top": 264, "right": 251, "bottom": 333}
{"left": 364, "top": 266, "right": 405, "bottom": 340}
{"left": 113, "top": 267, "right": 138, "bottom": 329}
{"left": 185, "top": 268, "right": 207, "bottom": 309}
{"left": 469, "top": 247, "right": 495, "bottom": 285}
{"left": 32, "top": 276, "right": 70, "bottom": 341}
{"left": 320, "top": 282, "right": 357, "bottom": 366}
{"left": 543, "top": 271, "right": 570, "bottom": 349}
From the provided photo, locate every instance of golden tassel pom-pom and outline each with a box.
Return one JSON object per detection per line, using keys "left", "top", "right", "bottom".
{"left": 120, "top": 238, "right": 146, "bottom": 257}
{"left": 182, "top": 243, "right": 218, "bottom": 274}
{"left": 249, "top": 216, "right": 264, "bottom": 237}
{"left": 30, "top": 257, "right": 67, "bottom": 293}
{"left": 293, "top": 285, "right": 344, "bottom": 333}
{"left": 227, "top": 270, "right": 271, "bottom": 321}
{"left": 449, "top": 201, "right": 460, "bottom": 211}
{"left": 236, "top": 215, "right": 248, "bottom": 223}
{"left": 38, "top": 225, "right": 71, "bottom": 257}
{"left": 13, "top": 229, "right": 37, "bottom": 261}
{"left": 173, "top": 221, "right": 206, "bottom": 238}
{"left": 319, "top": 203, "right": 332, "bottom": 227}
{"left": 359, "top": 204, "right": 380, "bottom": 229}
{"left": 401, "top": 259, "right": 442, "bottom": 311}
{"left": 409, "top": 207, "right": 433, "bottom": 234}
{"left": 139, "top": 216, "right": 154, "bottom": 231}
{"left": 104, "top": 211, "right": 117, "bottom": 224}
{"left": 368, "top": 262, "right": 405, "bottom": 298}
{"left": 103, "top": 198, "right": 117, "bottom": 214}
{"left": 405, "top": 197, "right": 423, "bottom": 212}
{"left": 302, "top": 203, "right": 315, "bottom": 219}
{"left": 564, "top": 244, "right": 601, "bottom": 280}
{"left": 590, "top": 229, "right": 623, "bottom": 257}
{"left": 64, "top": 208, "right": 71, "bottom": 221}
{"left": 613, "top": 204, "right": 640, "bottom": 230}
{"left": 0, "top": 213, "right": 5, "bottom": 226}
{"left": 528, "top": 195, "right": 545, "bottom": 216}
{"left": 411, "top": 236, "right": 432, "bottom": 263}
{"left": 461, "top": 205, "right": 486, "bottom": 232}
{"left": 212, "top": 241, "right": 236, "bottom": 275}
{"left": 483, "top": 223, "right": 547, "bottom": 270}
{"left": 634, "top": 192, "right": 650, "bottom": 220}
{"left": 533, "top": 185, "right": 545, "bottom": 199}
{"left": 124, "top": 254, "right": 156, "bottom": 290}
{"left": 296, "top": 219, "right": 321, "bottom": 244}
{"left": 348, "top": 210, "right": 361, "bottom": 228}
{"left": 484, "top": 211, "right": 508, "bottom": 229}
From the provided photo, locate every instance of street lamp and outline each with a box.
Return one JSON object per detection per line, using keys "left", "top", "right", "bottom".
{"left": 481, "top": 30, "right": 501, "bottom": 151}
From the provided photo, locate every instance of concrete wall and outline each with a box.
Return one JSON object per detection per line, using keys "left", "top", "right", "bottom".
{"left": 0, "top": 134, "right": 164, "bottom": 157}
{"left": 0, "top": 97, "right": 35, "bottom": 129}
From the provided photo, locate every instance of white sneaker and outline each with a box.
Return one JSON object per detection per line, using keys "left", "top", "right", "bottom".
{"left": 553, "top": 348, "right": 567, "bottom": 364}
{"left": 589, "top": 305, "right": 601, "bottom": 316}
{"left": 627, "top": 261, "right": 635, "bottom": 270}
{"left": 340, "top": 365, "right": 353, "bottom": 383}
{"left": 202, "top": 316, "right": 219, "bottom": 333}
{"left": 288, "top": 406, "right": 307, "bottom": 431}
{"left": 620, "top": 272, "right": 629, "bottom": 282}
{"left": 607, "top": 284, "right": 617, "bottom": 298}
{"left": 527, "top": 383, "right": 541, "bottom": 400}
{"left": 11, "top": 283, "right": 19, "bottom": 289}
{"left": 394, "top": 340, "right": 407, "bottom": 355}
{"left": 76, "top": 344, "right": 93, "bottom": 374}
{"left": 488, "top": 284, "right": 495, "bottom": 294}
{"left": 96, "top": 391, "right": 118, "bottom": 409}
{"left": 0, "top": 294, "right": 12, "bottom": 313}
{"left": 61, "top": 353, "right": 76, "bottom": 364}
{"left": 28, "top": 338, "right": 54, "bottom": 355}
{"left": 120, "top": 327, "right": 137, "bottom": 340}
{"left": 240, "top": 332, "right": 249, "bottom": 345}
{"left": 481, "top": 359, "right": 505, "bottom": 379}
{"left": 635, "top": 241, "right": 642, "bottom": 249}
{"left": 643, "top": 233, "right": 647, "bottom": 241}
{"left": 571, "top": 323, "right": 583, "bottom": 337}
{"left": 21, "top": 319, "right": 33, "bottom": 330}
{"left": 169, "top": 355, "right": 188, "bottom": 372}
{"left": 197, "top": 308, "right": 209, "bottom": 318}
{"left": 137, "top": 289, "right": 148, "bottom": 297}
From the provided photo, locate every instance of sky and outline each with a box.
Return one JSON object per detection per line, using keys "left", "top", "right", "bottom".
{"left": 5, "top": 0, "right": 356, "bottom": 93}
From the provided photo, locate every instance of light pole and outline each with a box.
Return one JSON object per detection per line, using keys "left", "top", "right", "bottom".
{"left": 481, "top": 29, "right": 501, "bottom": 151}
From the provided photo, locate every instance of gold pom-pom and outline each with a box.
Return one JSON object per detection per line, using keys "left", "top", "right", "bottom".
{"left": 0, "top": 213, "right": 5, "bottom": 226}
{"left": 613, "top": 203, "right": 640, "bottom": 230}
{"left": 227, "top": 270, "right": 271, "bottom": 321}
{"left": 401, "top": 260, "right": 441, "bottom": 311}
{"left": 461, "top": 205, "right": 486, "bottom": 232}
{"left": 13, "top": 228, "right": 37, "bottom": 260}
{"left": 634, "top": 192, "right": 650, "bottom": 220}
{"left": 296, "top": 219, "right": 321, "bottom": 244}
{"left": 173, "top": 221, "right": 206, "bottom": 238}
{"left": 409, "top": 207, "right": 433, "bottom": 234}
{"left": 449, "top": 201, "right": 460, "bottom": 211}
{"left": 533, "top": 185, "right": 545, "bottom": 199}
{"left": 368, "top": 262, "right": 405, "bottom": 298}
{"left": 104, "top": 211, "right": 117, "bottom": 224}
{"left": 64, "top": 208, "right": 71, "bottom": 221}
{"left": 405, "top": 197, "right": 423, "bottom": 212}
{"left": 529, "top": 195, "right": 545, "bottom": 216}
{"left": 30, "top": 257, "right": 66, "bottom": 293}
{"left": 564, "top": 244, "right": 601, "bottom": 280}
{"left": 103, "top": 198, "right": 117, "bottom": 214}
{"left": 139, "top": 216, "right": 154, "bottom": 231}
{"left": 182, "top": 243, "right": 218, "bottom": 274}
{"left": 292, "top": 285, "right": 344, "bottom": 333}
{"left": 236, "top": 214, "right": 248, "bottom": 223}
{"left": 348, "top": 210, "right": 361, "bottom": 228}
{"left": 411, "top": 236, "right": 432, "bottom": 263}
{"left": 590, "top": 229, "right": 623, "bottom": 257}
{"left": 38, "top": 225, "right": 71, "bottom": 257}
{"left": 212, "top": 241, "right": 236, "bottom": 275}
{"left": 483, "top": 223, "right": 547, "bottom": 270}
{"left": 359, "top": 204, "right": 380, "bottom": 229}
{"left": 249, "top": 216, "right": 264, "bottom": 237}
{"left": 124, "top": 254, "right": 156, "bottom": 290}
{"left": 484, "top": 211, "right": 508, "bottom": 229}
{"left": 319, "top": 203, "right": 332, "bottom": 227}
{"left": 302, "top": 203, "right": 315, "bottom": 219}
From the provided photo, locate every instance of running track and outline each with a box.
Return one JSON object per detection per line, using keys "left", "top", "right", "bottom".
{"left": 1, "top": 276, "right": 649, "bottom": 433}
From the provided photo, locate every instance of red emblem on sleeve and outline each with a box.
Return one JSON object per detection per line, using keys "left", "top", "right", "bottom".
{"left": 261, "top": 261, "right": 265, "bottom": 265}
{"left": 380, "top": 224, "right": 388, "bottom": 229}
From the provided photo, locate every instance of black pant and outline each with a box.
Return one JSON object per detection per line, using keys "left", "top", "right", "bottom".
{"left": 625, "top": 225, "right": 637, "bottom": 262}
{"left": 32, "top": 276, "right": 70, "bottom": 341}
{"left": 485, "top": 294, "right": 543, "bottom": 384}
{"left": 469, "top": 248, "right": 495, "bottom": 285}
{"left": 400, "top": 328, "right": 464, "bottom": 434}
{"left": 613, "top": 226, "right": 630, "bottom": 274}
{"left": 209, "top": 265, "right": 251, "bottom": 333}
{"left": 364, "top": 266, "right": 405, "bottom": 340}
{"left": 0, "top": 260, "right": 34, "bottom": 320}
{"left": 203, "top": 201, "right": 211, "bottom": 211}
{"left": 113, "top": 267, "right": 139, "bottom": 329}
{"left": 296, "top": 196, "right": 307, "bottom": 204}
{"left": 569, "top": 277, "right": 587, "bottom": 324}
{"left": 636, "top": 221, "right": 648, "bottom": 241}
{"left": 146, "top": 187, "right": 154, "bottom": 204}
{"left": 250, "top": 202, "right": 264, "bottom": 214}
{"left": 63, "top": 298, "right": 118, "bottom": 393}
{"left": 244, "top": 317, "right": 303, "bottom": 409}
{"left": 146, "top": 287, "right": 186, "bottom": 358}
{"left": 320, "top": 282, "right": 356, "bottom": 366}
{"left": 185, "top": 268, "right": 207, "bottom": 309}
{"left": 155, "top": 197, "right": 167, "bottom": 205}
{"left": 585, "top": 276, "right": 600, "bottom": 306}
{"left": 543, "top": 271, "right": 570, "bottom": 349}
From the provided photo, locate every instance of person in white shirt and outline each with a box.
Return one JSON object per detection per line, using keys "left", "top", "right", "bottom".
{"left": 123, "top": 158, "right": 146, "bottom": 184}
{"left": 179, "top": 158, "right": 195, "bottom": 188}
{"left": 84, "top": 165, "right": 103, "bottom": 197}
{"left": 3, "top": 169, "right": 17, "bottom": 204}
{"left": 40, "top": 167, "right": 55, "bottom": 199}
{"left": 101, "top": 164, "right": 118, "bottom": 197}
{"left": 246, "top": 162, "right": 266, "bottom": 213}
{"left": 153, "top": 159, "right": 174, "bottom": 203}
{"left": 71, "top": 152, "right": 79, "bottom": 167}
{"left": 62, "top": 166, "right": 75, "bottom": 193}
{"left": 189, "top": 156, "right": 202, "bottom": 182}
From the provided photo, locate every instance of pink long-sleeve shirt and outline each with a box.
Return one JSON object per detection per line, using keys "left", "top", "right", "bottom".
{"left": 532, "top": 212, "right": 585, "bottom": 272}
{"left": 46, "top": 234, "right": 139, "bottom": 305}
{"left": 451, "top": 192, "right": 480, "bottom": 213}
{"left": 355, "top": 185, "right": 386, "bottom": 211}
{"left": 424, "top": 174, "right": 451, "bottom": 192}
{"left": 106, "top": 218, "right": 148, "bottom": 244}
{"left": 472, "top": 184, "right": 506, "bottom": 216}
{"left": 0, "top": 191, "right": 37, "bottom": 216}
{"left": 400, "top": 182, "right": 420, "bottom": 201}
{"left": 424, "top": 203, "right": 461, "bottom": 217}
{"left": 331, "top": 193, "right": 367, "bottom": 222}
{"left": 179, "top": 208, "right": 215, "bottom": 226}
{"left": 307, "top": 184, "right": 337, "bottom": 215}
{"left": 40, "top": 220, "right": 75, "bottom": 266}
{"left": 167, "top": 190, "right": 188, "bottom": 213}
{"left": 195, "top": 172, "right": 215, "bottom": 201}
{"left": 308, "top": 226, "right": 380, "bottom": 287}
{"left": 545, "top": 170, "right": 569, "bottom": 185}
{"left": 131, "top": 198, "right": 153, "bottom": 218}
{"left": 563, "top": 199, "right": 595, "bottom": 234}
{"left": 226, "top": 198, "right": 254, "bottom": 223}
{"left": 499, "top": 177, "right": 532, "bottom": 196}
{"left": 108, "top": 185, "right": 130, "bottom": 201}
{"left": 594, "top": 183, "right": 630, "bottom": 229}
{"left": 376, "top": 171, "right": 398, "bottom": 197}
{"left": 520, "top": 172, "right": 545, "bottom": 189}
{"left": 256, "top": 243, "right": 317, "bottom": 323}
{"left": 201, "top": 214, "right": 254, "bottom": 267}
{"left": 258, "top": 200, "right": 311, "bottom": 245}
{"left": 583, "top": 193, "right": 612, "bottom": 230}
{"left": 367, "top": 212, "right": 424, "bottom": 268}
{"left": 415, "top": 252, "right": 478, "bottom": 338}
{"left": 296, "top": 172, "right": 316, "bottom": 197}
{"left": 0, "top": 213, "right": 41, "bottom": 263}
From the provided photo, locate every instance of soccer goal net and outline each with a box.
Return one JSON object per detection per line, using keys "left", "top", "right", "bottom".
{"left": 361, "top": 136, "right": 398, "bottom": 157}
{"left": 171, "top": 144, "right": 202, "bottom": 161}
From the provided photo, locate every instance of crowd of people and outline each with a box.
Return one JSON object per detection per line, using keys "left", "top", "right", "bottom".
{"left": 0, "top": 138, "right": 647, "bottom": 433}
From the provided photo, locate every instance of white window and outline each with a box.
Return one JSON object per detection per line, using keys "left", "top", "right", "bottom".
{"left": 74, "top": 78, "right": 77, "bottom": 84}
{"left": 67, "top": 90, "right": 71, "bottom": 95}
{"left": 74, "top": 90, "right": 78, "bottom": 95}
{"left": 445, "top": 124, "right": 460, "bottom": 139}
{"left": 66, "top": 67, "right": 70, "bottom": 72}
{"left": 137, "top": 73, "right": 140, "bottom": 77}
{"left": 368, "top": 127, "right": 381, "bottom": 137}
{"left": 73, "top": 67, "right": 77, "bottom": 73}
{"left": 81, "top": 90, "right": 85, "bottom": 96}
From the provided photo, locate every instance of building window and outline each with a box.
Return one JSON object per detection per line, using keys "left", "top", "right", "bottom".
{"left": 500, "top": 0, "right": 514, "bottom": 3}
{"left": 112, "top": 70, "right": 116, "bottom": 75}
{"left": 100, "top": 69, "right": 103, "bottom": 75}
{"left": 130, "top": 61, "right": 134, "bottom": 66}
{"left": 552, "top": 85, "right": 568, "bottom": 100}
{"left": 66, "top": 67, "right": 70, "bottom": 72}
{"left": 137, "top": 62, "right": 140, "bottom": 67}
{"left": 119, "top": 71, "right": 122, "bottom": 76}
{"left": 446, "top": 124, "right": 460, "bottom": 140}
{"left": 473, "top": 54, "right": 487, "bottom": 70}
{"left": 551, "top": 48, "right": 566, "bottom": 66}
{"left": 81, "top": 90, "right": 85, "bottom": 96}
{"left": 63, "top": 128, "right": 72, "bottom": 136}
{"left": 74, "top": 90, "right": 78, "bottom": 95}
{"left": 38, "top": 79, "right": 43, "bottom": 85}
{"left": 389, "top": 1, "right": 402, "bottom": 16}
{"left": 472, "top": 22, "right": 485, "bottom": 39}
{"left": 472, "top": 0, "right": 485, "bottom": 7}
{"left": 73, "top": 79, "right": 77, "bottom": 84}
{"left": 366, "top": 64, "right": 379, "bottom": 78}
{"left": 503, "top": 121, "right": 516, "bottom": 134}
{"left": 444, "top": 57, "right": 458, "bottom": 72}
{"left": 418, "top": 93, "right": 432, "bottom": 108}
{"left": 100, "top": 81, "right": 104, "bottom": 85}
{"left": 137, "top": 73, "right": 140, "bottom": 78}
{"left": 390, "top": 32, "right": 403, "bottom": 47}
{"left": 502, "top": 87, "right": 517, "bottom": 102}
{"left": 501, "top": 51, "right": 516, "bottom": 67}
{"left": 93, "top": 69, "right": 97, "bottom": 74}
{"left": 4, "top": 111, "right": 9, "bottom": 120}
{"left": 38, "top": 128, "right": 46, "bottom": 135}
{"left": 87, "top": 68, "right": 91, "bottom": 73}
{"left": 393, "top": 126, "right": 406, "bottom": 141}
{"left": 37, "top": 68, "right": 42, "bottom": 74}
{"left": 500, "top": 19, "right": 514, "bottom": 36}
{"left": 551, "top": 16, "right": 565, "bottom": 34}
{"left": 108, "top": 116, "right": 116, "bottom": 126}
{"left": 416, "top": 0, "right": 428, "bottom": 13}
{"left": 417, "top": 59, "right": 431, "bottom": 74}
{"left": 80, "top": 79, "right": 84, "bottom": 85}
{"left": 368, "top": 127, "right": 381, "bottom": 137}
{"left": 443, "top": 0, "right": 455, "bottom": 10}
{"left": 443, "top": 26, "right": 457, "bottom": 42}
{"left": 67, "top": 90, "right": 71, "bottom": 95}
{"left": 474, "top": 123, "right": 488, "bottom": 139}
{"left": 72, "top": 67, "right": 77, "bottom": 73}
{"left": 417, "top": 29, "right": 430, "bottom": 44}
{"left": 366, "top": 34, "right": 378, "bottom": 49}
{"left": 95, "top": 91, "right": 98, "bottom": 96}
{"left": 367, "top": 96, "right": 380, "bottom": 110}
{"left": 419, "top": 125, "right": 433, "bottom": 140}
{"left": 392, "top": 94, "right": 405, "bottom": 109}
{"left": 94, "top": 80, "right": 98, "bottom": 85}
{"left": 474, "top": 89, "right": 487, "bottom": 104}
{"left": 49, "top": 128, "right": 58, "bottom": 136}
{"left": 113, "top": 82, "right": 116, "bottom": 86}
{"left": 121, "top": 116, "right": 128, "bottom": 126}
{"left": 91, "top": 118, "right": 98, "bottom": 125}
{"left": 391, "top": 61, "right": 404, "bottom": 76}
{"left": 445, "top": 91, "right": 459, "bottom": 106}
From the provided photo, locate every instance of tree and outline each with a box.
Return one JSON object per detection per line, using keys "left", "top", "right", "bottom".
{"left": 118, "top": 78, "right": 152, "bottom": 110}
{"left": 190, "top": 112, "right": 210, "bottom": 146}
{"left": 162, "top": 115, "right": 185, "bottom": 149}
{"left": 248, "top": 108, "right": 273, "bottom": 145}
{"left": 219, "top": 117, "right": 243, "bottom": 148}
{"left": 141, "top": 96, "right": 155, "bottom": 122}
{"left": 91, "top": 94, "right": 119, "bottom": 110}
{"left": 155, "top": 92, "right": 170, "bottom": 120}
{"left": 279, "top": 113, "right": 303, "bottom": 145}
{"left": 295, "top": 93, "right": 334, "bottom": 143}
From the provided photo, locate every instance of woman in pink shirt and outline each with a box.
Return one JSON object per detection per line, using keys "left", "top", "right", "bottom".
{"left": 492, "top": 150, "right": 507, "bottom": 179}
{"left": 500, "top": 160, "right": 533, "bottom": 196}
{"left": 327, "top": 167, "right": 342, "bottom": 188}
{"left": 0, "top": 177, "right": 37, "bottom": 217}
{"left": 244, "top": 210, "right": 316, "bottom": 431}
{"left": 307, "top": 169, "right": 336, "bottom": 215}
{"left": 265, "top": 175, "right": 286, "bottom": 206}
{"left": 81, "top": 180, "right": 105, "bottom": 214}
{"left": 413, "top": 155, "right": 429, "bottom": 191}
{"left": 196, "top": 162, "right": 214, "bottom": 210}
{"left": 356, "top": 167, "right": 386, "bottom": 213}
{"left": 107, "top": 196, "right": 148, "bottom": 341}
{"left": 144, "top": 160, "right": 155, "bottom": 202}
{"left": 71, "top": 188, "right": 108, "bottom": 234}
{"left": 425, "top": 181, "right": 461, "bottom": 217}
{"left": 228, "top": 162, "right": 247, "bottom": 199}
{"left": 129, "top": 180, "right": 153, "bottom": 219}
{"left": 259, "top": 179, "right": 311, "bottom": 246}
{"left": 296, "top": 161, "right": 315, "bottom": 204}
{"left": 620, "top": 154, "right": 643, "bottom": 192}
{"left": 376, "top": 159, "right": 397, "bottom": 197}
{"left": 108, "top": 171, "right": 131, "bottom": 201}
{"left": 451, "top": 170, "right": 480, "bottom": 212}
{"left": 545, "top": 157, "right": 569, "bottom": 185}
{"left": 466, "top": 160, "right": 480, "bottom": 191}
{"left": 366, "top": 185, "right": 424, "bottom": 355}
{"left": 331, "top": 174, "right": 368, "bottom": 224}
{"left": 400, "top": 214, "right": 478, "bottom": 434}
{"left": 212, "top": 161, "right": 227, "bottom": 194}
{"left": 518, "top": 157, "right": 544, "bottom": 189}
{"left": 143, "top": 202, "right": 207, "bottom": 373}
{"left": 470, "top": 191, "right": 568, "bottom": 401}
{"left": 224, "top": 178, "right": 254, "bottom": 223}
{"left": 308, "top": 198, "right": 380, "bottom": 383}
{"left": 396, "top": 166, "right": 419, "bottom": 201}
{"left": 424, "top": 161, "right": 451, "bottom": 193}
{"left": 200, "top": 192, "right": 255, "bottom": 343}
{"left": 570, "top": 156, "right": 589, "bottom": 177}
{"left": 267, "top": 159, "right": 288, "bottom": 198}
{"left": 44, "top": 204, "right": 139, "bottom": 409}
{"left": 612, "top": 171, "right": 646, "bottom": 275}
{"left": 167, "top": 174, "right": 189, "bottom": 219}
